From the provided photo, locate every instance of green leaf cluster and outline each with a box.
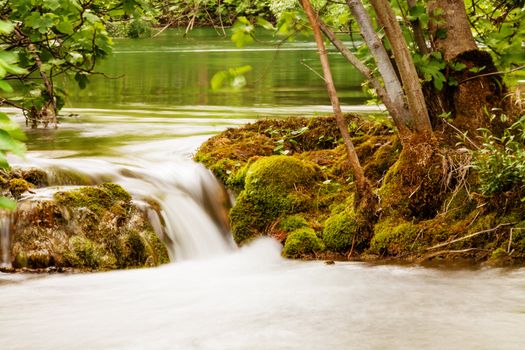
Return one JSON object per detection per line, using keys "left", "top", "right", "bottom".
{"left": 0, "top": 19, "right": 26, "bottom": 210}
{"left": 211, "top": 65, "right": 252, "bottom": 91}
{"left": 0, "top": 0, "right": 148, "bottom": 126}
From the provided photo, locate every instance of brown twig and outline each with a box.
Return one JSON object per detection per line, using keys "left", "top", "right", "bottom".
{"left": 426, "top": 222, "right": 514, "bottom": 251}
{"left": 458, "top": 65, "right": 525, "bottom": 85}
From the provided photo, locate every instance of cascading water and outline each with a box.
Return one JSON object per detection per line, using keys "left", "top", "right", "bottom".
{"left": 0, "top": 211, "right": 11, "bottom": 267}
{"left": 5, "top": 153, "right": 235, "bottom": 264}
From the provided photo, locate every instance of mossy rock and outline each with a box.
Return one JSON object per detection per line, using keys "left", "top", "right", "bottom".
{"left": 8, "top": 178, "right": 32, "bottom": 199}
{"left": 280, "top": 214, "right": 309, "bottom": 232}
{"left": 230, "top": 193, "right": 265, "bottom": 244}
{"left": 65, "top": 236, "right": 114, "bottom": 269}
{"left": 282, "top": 227, "right": 324, "bottom": 259}
{"left": 53, "top": 182, "right": 131, "bottom": 215}
{"left": 8, "top": 184, "right": 170, "bottom": 271}
{"left": 230, "top": 155, "right": 321, "bottom": 245}
{"left": 21, "top": 168, "right": 49, "bottom": 187}
{"left": 370, "top": 217, "right": 421, "bottom": 256}
{"left": 323, "top": 210, "right": 360, "bottom": 253}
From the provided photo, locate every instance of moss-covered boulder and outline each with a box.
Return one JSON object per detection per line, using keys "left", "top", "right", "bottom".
{"left": 5, "top": 183, "right": 169, "bottom": 271}
{"left": 282, "top": 227, "right": 324, "bottom": 259}
{"left": 322, "top": 210, "right": 360, "bottom": 253}
{"left": 230, "top": 155, "right": 321, "bottom": 245}
{"left": 370, "top": 217, "right": 421, "bottom": 256}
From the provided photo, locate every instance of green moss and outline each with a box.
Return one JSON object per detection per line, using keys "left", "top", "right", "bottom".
{"left": 65, "top": 236, "right": 107, "bottom": 269}
{"left": 101, "top": 182, "right": 132, "bottom": 202}
{"left": 230, "top": 156, "right": 321, "bottom": 245}
{"left": 54, "top": 183, "right": 131, "bottom": 214}
{"left": 225, "top": 159, "right": 254, "bottom": 191}
{"left": 370, "top": 217, "right": 420, "bottom": 255}
{"left": 8, "top": 178, "right": 32, "bottom": 199}
{"left": 230, "top": 193, "right": 264, "bottom": 244}
{"left": 244, "top": 155, "right": 320, "bottom": 212}
{"left": 121, "top": 230, "right": 148, "bottom": 266}
{"left": 487, "top": 247, "right": 512, "bottom": 266}
{"left": 280, "top": 214, "right": 309, "bottom": 232}
{"left": 323, "top": 210, "right": 360, "bottom": 253}
{"left": 282, "top": 227, "right": 324, "bottom": 259}
{"left": 143, "top": 229, "right": 170, "bottom": 265}
{"left": 12, "top": 251, "right": 28, "bottom": 268}
{"left": 363, "top": 138, "right": 400, "bottom": 182}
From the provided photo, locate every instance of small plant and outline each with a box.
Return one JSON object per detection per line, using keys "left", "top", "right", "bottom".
{"left": 472, "top": 115, "right": 525, "bottom": 196}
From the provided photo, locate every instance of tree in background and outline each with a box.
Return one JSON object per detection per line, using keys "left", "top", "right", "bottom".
{"left": 0, "top": 0, "right": 146, "bottom": 128}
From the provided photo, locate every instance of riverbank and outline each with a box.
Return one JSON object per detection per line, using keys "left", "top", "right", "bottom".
{"left": 194, "top": 115, "right": 525, "bottom": 267}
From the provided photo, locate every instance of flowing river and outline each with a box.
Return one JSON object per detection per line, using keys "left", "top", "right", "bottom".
{"left": 0, "top": 29, "right": 524, "bottom": 349}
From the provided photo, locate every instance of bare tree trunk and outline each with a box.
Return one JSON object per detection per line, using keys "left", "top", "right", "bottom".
{"left": 345, "top": 0, "right": 412, "bottom": 132}
{"left": 369, "top": 0, "right": 433, "bottom": 135}
{"left": 428, "top": 0, "right": 477, "bottom": 60}
{"left": 301, "top": 0, "right": 370, "bottom": 199}
{"left": 318, "top": 21, "right": 410, "bottom": 138}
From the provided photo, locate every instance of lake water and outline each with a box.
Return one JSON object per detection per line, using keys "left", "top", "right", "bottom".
{"left": 1, "top": 29, "right": 524, "bottom": 349}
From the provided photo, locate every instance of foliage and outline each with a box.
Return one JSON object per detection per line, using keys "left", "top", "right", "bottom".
{"left": 150, "top": 0, "right": 272, "bottom": 27}
{"left": 0, "top": 20, "right": 26, "bottom": 210}
{"left": 466, "top": 0, "right": 525, "bottom": 69}
{"left": 211, "top": 65, "right": 252, "bottom": 91}
{"left": 0, "top": 0, "right": 147, "bottom": 126}
{"left": 473, "top": 115, "right": 525, "bottom": 196}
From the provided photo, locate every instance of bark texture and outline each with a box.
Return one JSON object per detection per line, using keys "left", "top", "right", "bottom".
{"left": 345, "top": 0, "right": 412, "bottom": 132}
{"left": 318, "top": 21, "right": 410, "bottom": 138}
{"left": 370, "top": 0, "right": 432, "bottom": 135}
{"left": 428, "top": 0, "right": 477, "bottom": 61}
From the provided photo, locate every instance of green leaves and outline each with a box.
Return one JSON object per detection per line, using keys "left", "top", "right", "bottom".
{"left": 0, "top": 111, "right": 26, "bottom": 210}
{"left": 413, "top": 52, "right": 447, "bottom": 90}
{"left": 473, "top": 116, "right": 525, "bottom": 196}
{"left": 211, "top": 65, "right": 253, "bottom": 91}
{"left": 0, "top": 197, "right": 16, "bottom": 210}
{"left": 231, "top": 17, "right": 254, "bottom": 48}
{"left": 56, "top": 20, "right": 74, "bottom": 35}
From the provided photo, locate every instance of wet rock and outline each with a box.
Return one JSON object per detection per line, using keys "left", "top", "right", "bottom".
{"left": 3, "top": 183, "right": 170, "bottom": 271}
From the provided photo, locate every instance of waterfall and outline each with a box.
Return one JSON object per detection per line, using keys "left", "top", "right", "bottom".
{"left": 0, "top": 210, "right": 11, "bottom": 267}
{"left": 5, "top": 155, "right": 236, "bottom": 264}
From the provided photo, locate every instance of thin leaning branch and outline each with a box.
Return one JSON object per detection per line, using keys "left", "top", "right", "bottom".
{"left": 458, "top": 65, "right": 525, "bottom": 85}
{"left": 301, "top": 0, "right": 370, "bottom": 199}
{"left": 426, "top": 222, "right": 514, "bottom": 251}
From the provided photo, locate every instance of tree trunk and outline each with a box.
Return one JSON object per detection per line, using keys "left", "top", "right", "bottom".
{"left": 318, "top": 21, "right": 410, "bottom": 138}
{"left": 428, "top": 0, "right": 477, "bottom": 61}
{"left": 369, "top": 0, "right": 433, "bottom": 136}
{"left": 14, "top": 27, "right": 57, "bottom": 128}
{"left": 407, "top": 0, "right": 429, "bottom": 55}
{"left": 300, "top": 0, "right": 370, "bottom": 200}
{"left": 428, "top": 0, "right": 507, "bottom": 135}
{"left": 345, "top": 0, "right": 412, "bottom": 133}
